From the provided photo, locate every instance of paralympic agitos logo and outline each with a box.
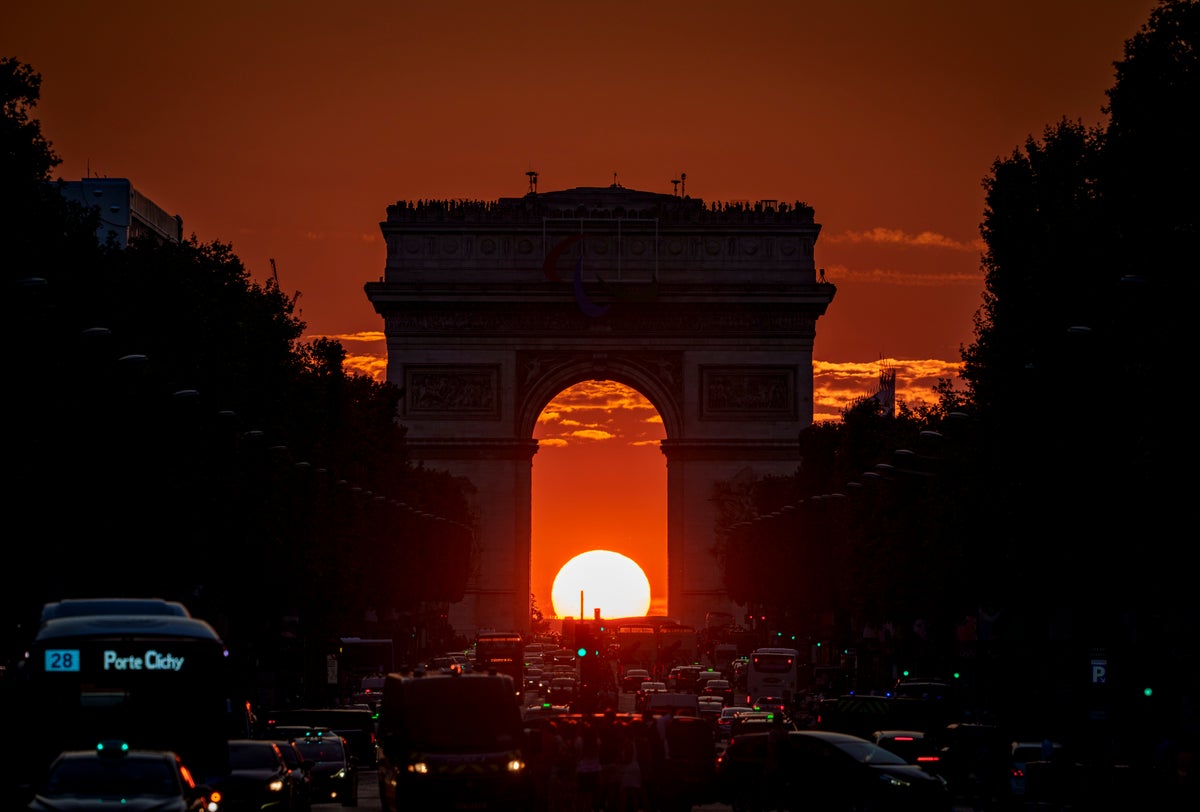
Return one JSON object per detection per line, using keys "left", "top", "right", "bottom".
{"left": 542, "top": 233, "right": 659, "bottom": 318}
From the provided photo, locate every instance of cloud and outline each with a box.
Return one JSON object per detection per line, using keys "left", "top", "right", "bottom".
{"left": 571, "top": 429, "right": 615, "bottom": 441}
{"left": 821, "top": 264, "right": 983, "bottom": 287}
{"left": 812, "top": 358, "right": 963, "bottom": 423}
{"left": 315, "top": 336, "right": 964, "bottom": 437}
{"left": 326, "top": 331, "right": 386, "bottom": 344}
{"left": 343, "top": 353, "right": 387, "bottom": 380}
{"left": 824, "top": 227, "right": 986, "bottom": 253}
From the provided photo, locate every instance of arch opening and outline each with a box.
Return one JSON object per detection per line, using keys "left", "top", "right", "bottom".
{"left": 532, "top": 380, "right": 667, "bottom": 623}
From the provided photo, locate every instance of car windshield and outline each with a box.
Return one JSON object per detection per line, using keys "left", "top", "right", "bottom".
{"left": 229, "top": 743, "right": 282, "bottom": 769}
{"left": 295, "top": 738, "right": 346, "bottom": 763}
{"left": 836, "top": 740, "right": 909, "bottom": 765}
{"left": 46, "top": 757, "right": 179, "bottom": 797}
{"left": 274, "top": 744, "right": 302, "bottom": 768}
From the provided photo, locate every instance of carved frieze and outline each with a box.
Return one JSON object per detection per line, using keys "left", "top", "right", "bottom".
{"left": 385, "top": 309, "right": 816, "bottom": 335}
{"left": 405, "top": 364, "right": 500, "bottom": 419}
{"left": 701, "top": 365, "right": 797, "bottom": 420}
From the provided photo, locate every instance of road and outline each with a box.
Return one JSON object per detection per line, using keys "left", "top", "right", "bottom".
{"left": 334, "top": 683, "right": 985, "bottom": 812}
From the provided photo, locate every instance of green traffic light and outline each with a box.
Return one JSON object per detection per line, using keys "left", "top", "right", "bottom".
{"left": 1144, "top": 687, "right": 1153, "bottom": 697}
{"left": 577, "top": 647, "right": 587, "bottom": 658}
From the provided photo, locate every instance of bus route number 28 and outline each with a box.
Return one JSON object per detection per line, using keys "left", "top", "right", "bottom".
{"left": 44, "top": 649, "right": 82, "bottom": 672}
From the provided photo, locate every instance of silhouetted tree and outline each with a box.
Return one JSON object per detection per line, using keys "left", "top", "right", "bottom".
{"left": 1, "top": 57, "right": 476, "bottom": 674}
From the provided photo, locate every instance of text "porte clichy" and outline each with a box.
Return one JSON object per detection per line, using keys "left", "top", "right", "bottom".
{"left": 103, "top": 650, "right": 186, "bottom": 671}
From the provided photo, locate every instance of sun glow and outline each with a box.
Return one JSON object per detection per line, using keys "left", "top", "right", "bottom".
{"left": 551, "top": 550, "right": 651, "bottom": 620}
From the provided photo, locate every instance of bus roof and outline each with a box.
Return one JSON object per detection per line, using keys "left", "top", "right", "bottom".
{"left": 33, "top": 614, "right": 223, "bottom": 643}
{"left": 39, "top": 598, "right": 191, "bottom": 623}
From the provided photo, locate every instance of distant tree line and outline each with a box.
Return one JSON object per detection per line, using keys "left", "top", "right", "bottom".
{"left": 0, "top": 56, "right": 475, "bottom": 682}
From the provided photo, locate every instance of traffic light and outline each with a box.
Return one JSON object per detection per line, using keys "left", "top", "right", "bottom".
{"left": 575, "top": 622, "right": 595, "bottom": 658}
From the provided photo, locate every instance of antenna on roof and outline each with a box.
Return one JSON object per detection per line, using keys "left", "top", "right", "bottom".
{"left": 671, "top": 177, "right": 680, "bottom": 195}
{"left": 680, "top": 172, "right": 686, "bottom": 198}
{"left": 526, "top": 170, "right": 538, "bottom": 195}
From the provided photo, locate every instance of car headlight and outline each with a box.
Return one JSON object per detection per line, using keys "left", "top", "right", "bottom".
{"left": 506, "top": 758, "right": 526, "bottom": 774}
{"left": 878, "top": 772, "right": 912, "bottom": 789}
{"left": 269, "top": 779, "right": 284, "bottom": 792}
{"left": 407, "top": 761, "right": 429, "bottom": 774}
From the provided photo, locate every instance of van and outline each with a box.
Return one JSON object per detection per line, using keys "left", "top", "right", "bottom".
{"left": 263, "top": 707, "right": 377, "bottom": 767}
{"left": 376, "top": 672, "right": 531, "bottom": 811}
{"left": 646, "top": 691, "right": 701, "bottom": 718}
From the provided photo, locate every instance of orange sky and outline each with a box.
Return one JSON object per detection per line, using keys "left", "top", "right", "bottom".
{"left": 5, "top": 0, "right": 1159, "bottom": 615}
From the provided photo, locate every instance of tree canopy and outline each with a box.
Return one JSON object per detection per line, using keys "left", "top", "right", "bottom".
{"left": 1, "top": 57, "right": 476, "bottom": 673}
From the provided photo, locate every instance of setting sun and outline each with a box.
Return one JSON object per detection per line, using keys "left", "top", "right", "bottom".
{"left": 551, "top": 550, "right": 651, "bottom": 620}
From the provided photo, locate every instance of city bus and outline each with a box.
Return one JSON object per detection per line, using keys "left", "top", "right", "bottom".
{"left": 9, "top": 601, "right": 246, "bottom": 793}
{"left": 474, "top": 630, "right": 524, "bottom": 700}
{"left": 656, "top": 623, "right": 699, "bottom": 669}
{"left": 614, "top": 622, "right": 658, "bottom": 667}
{"left": 745, "top": 646, "right": 802, "bottom": 706}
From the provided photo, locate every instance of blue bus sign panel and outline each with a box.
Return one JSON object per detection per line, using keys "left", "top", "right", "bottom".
{"left": 43, "top": 647, "right": 190, "bottom": 673}
{"left": 45, "top": 649, "right": 81, "bottom": 672}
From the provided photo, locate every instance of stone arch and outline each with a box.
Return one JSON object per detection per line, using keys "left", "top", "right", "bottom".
{"left": 365, "top": 184, "right": 835, "bottom": 638}
{"left": 517, "top": 357, "right": 683, "bottom": 441}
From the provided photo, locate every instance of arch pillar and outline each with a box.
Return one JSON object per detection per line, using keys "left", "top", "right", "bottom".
{"left": 661, "top": 440, "right": 809, "bottom": 631}
{"left": 401, "top": 438, "right": 539, "bottom": 637}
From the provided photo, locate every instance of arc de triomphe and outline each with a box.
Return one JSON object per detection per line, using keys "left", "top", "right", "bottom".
{"left": 365, "top": 183, "right": 836, "bottom": 637}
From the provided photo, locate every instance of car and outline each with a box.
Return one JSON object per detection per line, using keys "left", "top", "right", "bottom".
{"left": 667, "top": 665, "right": 703, "bottom": 693}
{"left": 752, "top": 695, "right": 788, "bottom": 720}
{"left": 718, "top": 729, "right": 952, "bottom": 811}
{"left": 621, "top": 667, "right": 651, "bottom": 692}
{"left": 697, "top": 696, "right": 725, "bottom": 727}
{"left": 936, "top": 721, "right": 1011, "bottom": 803}
{"left": 263, "top": 708, "right": 377, "bottom": 768}
{"left": 728, "top": 711, "right": 779, "bottom": 739}
{"left": 635, "top": 681, "right": 668, "bottom": 712}
{"left": 547, "top": 676, "right": 579, "bottom": 705}
{"left": 700, "top": 678, "right": 734, "bottom": 705}
{"left": 210, "top": 738, "right": 303, "bottom": 811}
{"left": 872, "top": 729, "right": 943, "bottom": 775}
{"left": 349, "top": 675, "right": 387, "bottom": 710}
{"left": 291, "top": 729, "right": 358, "bottom": 807}
{"left": 523, "top": 667, "right": 544, "bottom": 692}
{"left": 716, "top": 705, "right": 755, "bottom": 741}
{"left": 715, "top": 727, "right": 794, "bottom": 810}
{"left": 264, "top": 738, "right": 314, "bottom": 812}
{"left": 27, "top": 740, "right": 217, "bottom": 812}
{"left": 1010, "top": 739, "right": 1065, "bottom": 801}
